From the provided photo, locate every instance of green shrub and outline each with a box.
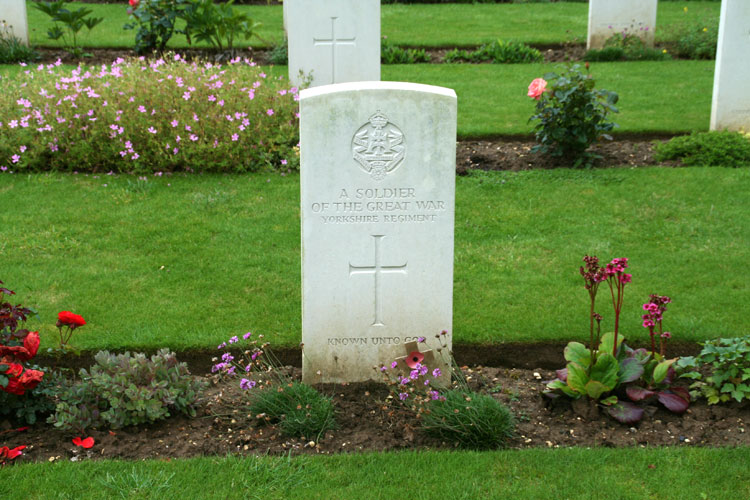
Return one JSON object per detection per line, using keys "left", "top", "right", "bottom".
{"left": 445, "top": 39, "right": 542, "bottom": 64}
{"left": 124, "top": 0, "right": 191, "bottom": 55}
{"left": 249, "top": 381, "right": 335, "bottom": 439}
{"left": 421, "top": 390, "right": 515, "bottom": 449}
{"left": 0, "top": 56, "right": 300, "bottom": 174}
{"left": 381, "top": 38, "right": 431, "bottom": 64}
{"left": 0, "top": 29, "right": 39, "bottom": 64}
{"left": 181, "top": 0, "right": 261, "bottom": 55}
{"left": 653, "top": 131, "right": 750, "bottom": 167}
{"left": 670, "top": 19, "right": 719, "bottom": 60}
{"left": 528, "top": 64, "right": 619, "bottom": 166}
{"left": 32, "top": 0, "right": 103, "bottom": 58}
{"left": 678, "top": 336, "right": 750, "bottom": 404}
{"left": 585, "top": 32, "right": 669, "bottom": 62}
{"left": 268, "top": 41, "right": 288, "bottom": 65}
{"left": 49, "top": 349, "right": 206, "bottom": 433}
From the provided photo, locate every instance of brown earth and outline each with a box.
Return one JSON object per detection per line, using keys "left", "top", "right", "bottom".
{"left": 3, "top": 360, "right": 749, "bottom": 465}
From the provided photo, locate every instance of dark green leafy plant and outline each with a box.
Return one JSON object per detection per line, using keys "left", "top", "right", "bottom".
{"left": 528, "top": 64, "right": 619, "bottom": 167}
{"left": 182, "top": 0, "right": 261, "bottom": 56}
{"left": 381, "top": 37, "right": 430, "bottom": 64}
{"left": 0, "top": 30, "right": 40, "bottom": 64}
{"left": 268, "top": 40, "right": 288, "bottom": 65}
{"left": 49, "top": 349, "right": 206, "bottom": 433}
{"left": 249, "top": 381, "right": 335, "bottom": 439}
{"left": 678, "top": 336, "right": 750, "bottom": 404}
{"left": 421, "top": 390, "right": 514, "bottom": 449}
{"left": 444, "top": 39, "right": 542, "bottom": 64}
{"left": 585, "top": 32, "right": 669, "bottom": 62}
{"left": 32, "top": 0, "right": 103, "bottom": 58}
{"left": 653, "top": 131, "right": 750, "bottom": 167}
{"left": 124, "top": 0, "right": 190, "bottom": 55}
{"left": 672, "top": 19, "right": 719, "bottom": 60}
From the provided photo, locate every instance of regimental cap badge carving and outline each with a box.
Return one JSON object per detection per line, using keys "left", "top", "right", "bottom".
{"left": 352, "top": 110, "right": 406, "bottom": 181}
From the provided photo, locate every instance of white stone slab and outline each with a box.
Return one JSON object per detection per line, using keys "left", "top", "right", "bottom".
{"left": 587, "top": 0, "right": 657, "bottom": 50}
{"left": 711, "top": 0, "right": 750, "bottom": 131}
{"left": 300, "top": 82, "right": 456, "bottom": 384}
{"left": 286, "top": 0, "right": 380, "bottom": 88}
{"left": 1, "top": 0, "right": 29, "bottom": 46}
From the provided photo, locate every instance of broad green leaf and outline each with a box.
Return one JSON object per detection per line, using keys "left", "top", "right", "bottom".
{"left": 590, "top": 353, "right": 619, "bottom": 390}
{"left": 599, "top": 332, "right": 624, "bottom": 357}
{"left": 653, "top": 359, "right": 676, "bottom": 384}
{"left": 606, "top": 401, "right": 644, "bottom": 424}
{"left": 618, "top": 357, "right": 645, "bottom": 384}
{"left": 566, "top": 362, "right": 589, "bottom": 395}
{"left": 564, "top": 342, "right": 591, "bottom": 368}
{"left": 600, "top": 395, "right": 618, "bottom": 406}
{"left": 585, "top": 380, "right": 609, "bottom": 400}
{"left": 546, "top": 379, "right": 578, "bottom": 398}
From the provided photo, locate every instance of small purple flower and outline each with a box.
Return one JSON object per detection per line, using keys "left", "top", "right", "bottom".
{"left": 380, "top": 366, "right": 387, "bottom": 372}
{"left": 432, "top": 368, "right": 442, "bottom": 378}
{"left": 226, "top": 366, "right": 236, "bottom": 375}
{"left": 19, "top": 145, "right": 27, "bottom": 153}
{"left": 251, "top": 352, "right": 259, "bottom": 361}
{"left": 11, "top": 155, "right": 20, "bottom": 164}
{"left": 217, "top": 343, "right": 226, "bottom": 352}
{"left": 428, "top": 390, "right": 440, "bottom": 400}
{"left": 424, "top": 379, "right": 430, "bottom": 385}
{"left": 399, "top": 377, "right": 409, "bottom": 386}
{"left": 266, "top": 109, "right": 274, "bottom": 116}
{"left": 409, "top": 369, "right": 420, "bottom": 380}
{"left": 398, "top": 392, "right": 408, "bottom": 401}
{"left": 245, "top": 364, "right": 252, "bottom": 372}
{"left": 229, "top": 336, "right": 239, "bottom": 344}
{"left": 391, "top": 361, "right": 398, "bottom": 369}
{"left": 419, "top": 365, "right": 428, "bottom": 376}
{"left": 221, "top": 353, "right": 234, "bottom": 362}
{"left": 417, "top": 336, "right": 425, "bottom": 343}
{"left": 243, "top": 331, "right": 252, "bottom": 340}
{"left": 240, "top": 378, "right": 257, "bottom": 390}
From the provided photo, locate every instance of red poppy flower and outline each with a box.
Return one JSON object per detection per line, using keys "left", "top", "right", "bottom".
{"left": 58, "top": 311, "right": 86, "bottom": 328}
{"left": 405, "top": 351, "right": 424, "bottom": 369}
{"left": 72, "top": 436, "right": 95, "bottom": 449}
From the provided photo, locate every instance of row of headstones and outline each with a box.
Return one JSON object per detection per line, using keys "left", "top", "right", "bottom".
{"left": 2, "top": 0, "right": 747, "bottom": 129}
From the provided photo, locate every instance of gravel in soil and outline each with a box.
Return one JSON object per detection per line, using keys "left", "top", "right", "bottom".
{"left": 3, "top": 364, "right": 749, "bottom": 464}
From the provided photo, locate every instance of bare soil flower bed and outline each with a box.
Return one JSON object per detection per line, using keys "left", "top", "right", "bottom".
{"left": 3, "top": 362, "right": 748, "bottom": 464}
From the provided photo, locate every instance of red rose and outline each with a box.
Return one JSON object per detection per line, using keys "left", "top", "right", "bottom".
{"left": 18, "top": 368, "right": 44, "bottom": 391}
{"left": 58, "top": 311, "right": 86, "bottom": 328}
{"left": 129, "top": 0, "right": 140, "bottom": 7}
{"left": 4, "top": 377, "right": 26, "bottom": 395}
{"left": 3, "top": 362, "right": 23, "bottom": 378}
{"left": 22, "top": 331, "right": 40, "bottom": 359}
{"left": 0, "top": 331, "right": 40, "bottom": 361}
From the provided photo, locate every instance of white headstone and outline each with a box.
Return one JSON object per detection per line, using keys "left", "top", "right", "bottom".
{"left": 1, "top": 0, "right": 29, "bottom": 46}
{"left": 286, "top": 0, "right": 380, "bottom": 88}
{"left": 300, "top": 82, "right": 456, "bottom": 384}
{"left": 587, "top": 0, "right": 657, "bottom": 50}
{"left": 711, "top": 0, "right": 750, "bottom": 131}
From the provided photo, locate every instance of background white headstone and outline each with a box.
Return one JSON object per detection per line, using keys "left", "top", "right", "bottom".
{"left": 300, "top": 81, "right": 456, "bottom": 384}
{"left": 1, "top": 0, "right": 29, "bottom": 46}
{"left": 711, "top": 0, "right": 750, "bottom": 131}
{"left": 286, "top": 0, "right": 380, "bottom": 88}
{"left": 587, "top": 0, "right": 657, "bottom": 50}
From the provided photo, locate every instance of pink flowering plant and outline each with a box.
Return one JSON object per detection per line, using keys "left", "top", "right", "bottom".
{"left": 212, "top": 332, "right": 335, "bottom": 438}
{"left": 528, "top": 64, "right": 618, "bottom": 167}
{"left": 0, "top": 55, "right": 299, "bottom": 174}
{"left": 545, "top": 256, "right": 690, "bottom": 424}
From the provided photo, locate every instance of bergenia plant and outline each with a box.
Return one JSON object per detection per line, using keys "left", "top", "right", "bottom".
{"left": 641, "top": 294, "right": 671, "bottom": 356}
{"left": 603, "top": 257, "right": 631, "bottom": 355}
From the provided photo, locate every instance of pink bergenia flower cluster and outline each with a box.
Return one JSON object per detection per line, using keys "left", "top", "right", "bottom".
{"left": 642, "top": 294, "right": 672, "bottom": 356}
{"left": 0, "top": 55, "right": 299, "bottom": 174}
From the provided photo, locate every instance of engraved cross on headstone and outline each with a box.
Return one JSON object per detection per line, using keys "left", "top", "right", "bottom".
{"left": 313, "top": 16, "right": 356, "bottom": 83}
{"left": 349, "top": 234, "right": 406, "bottom": 327}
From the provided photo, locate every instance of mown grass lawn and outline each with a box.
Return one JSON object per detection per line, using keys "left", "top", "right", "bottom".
{"left": 24, "top": 1, "right": 721, "bottom": 49}
{"left": 1, "top": 168, "right": 747, "bottom": 351}
{"left": 2, "top": 448, "right": 749, "bottom": 500}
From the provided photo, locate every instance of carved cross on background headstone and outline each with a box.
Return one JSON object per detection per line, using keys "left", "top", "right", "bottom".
{"left": 394, "top": 341, "right": 437, "bottom": 372}
{"left": 313, "top": 16, "right": 356, "bottom": 83}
